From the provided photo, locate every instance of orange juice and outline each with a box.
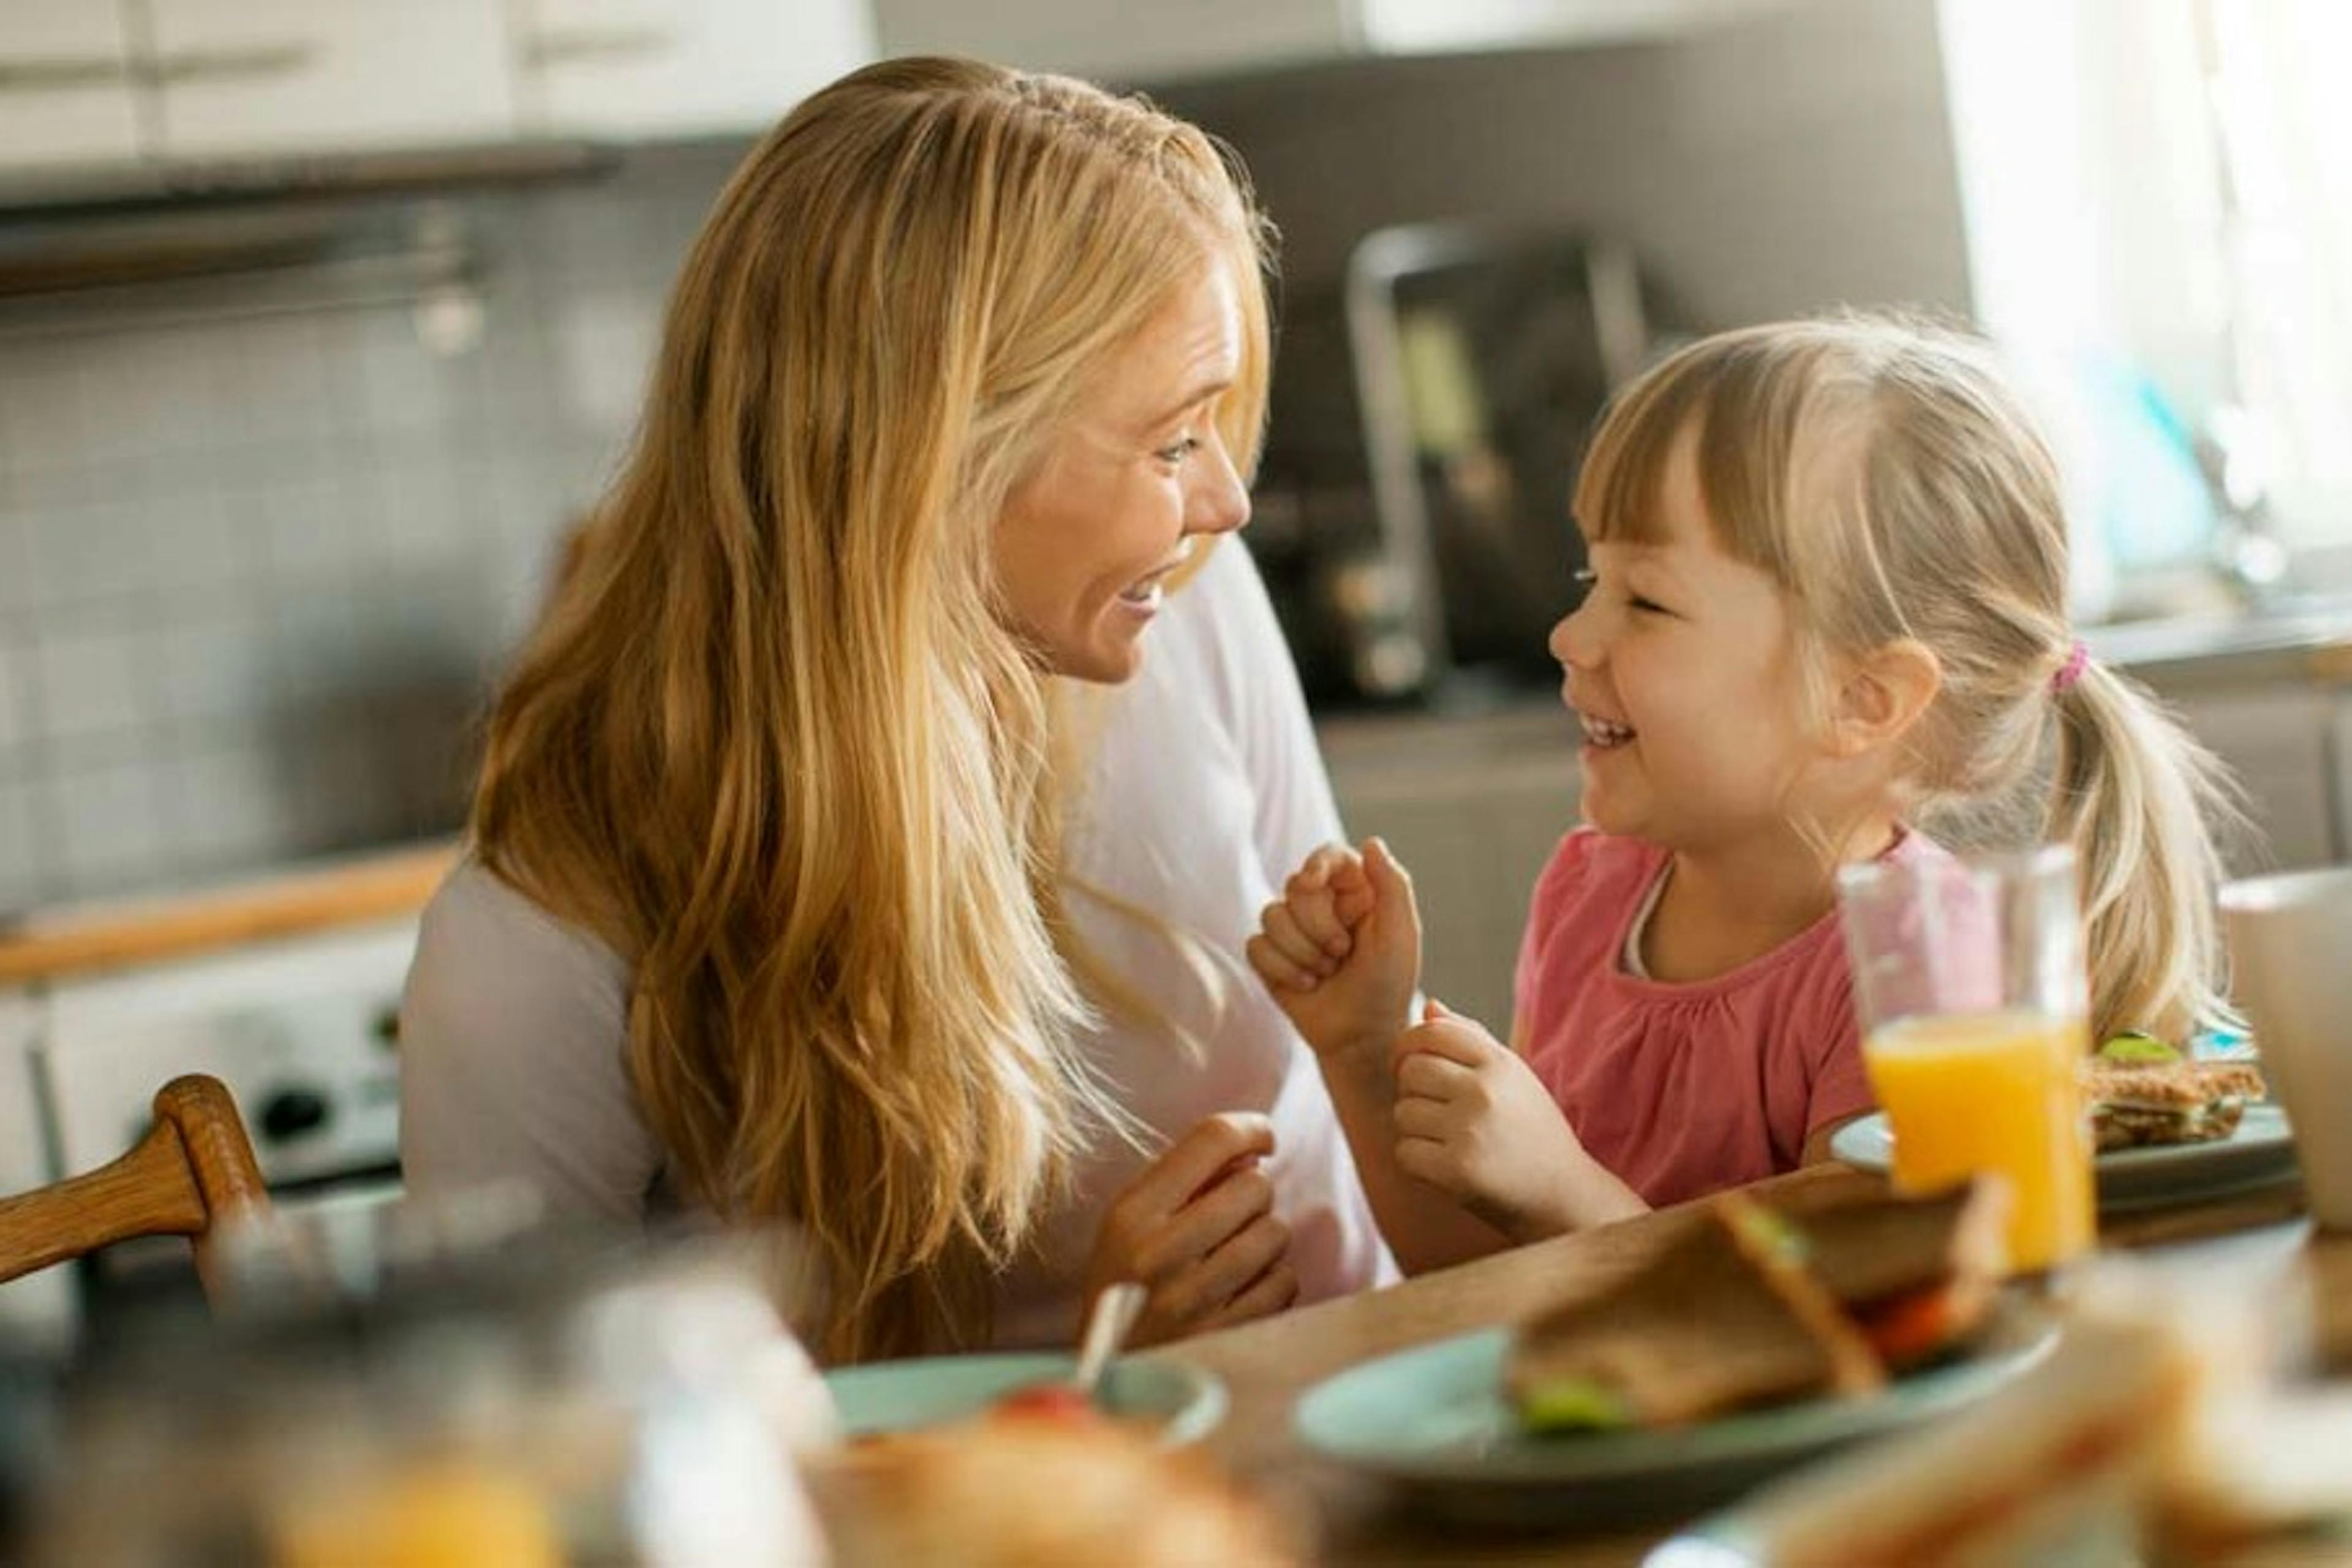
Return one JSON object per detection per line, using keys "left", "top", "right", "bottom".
{"left": 271, "top": 1458, "right": 561, "bottom": 1568}
{"left": 1863, "top": 1009, "right": 2096, "bottom": 1273}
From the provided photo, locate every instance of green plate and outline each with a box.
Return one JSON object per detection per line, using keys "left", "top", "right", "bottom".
{"left": 825, "top": 1351, "right": 1227, "bottom": 1448}
{"left": 1831, "top": 1104, "right": 2296, "bottom": 1212}
{"left": 1293, "top": 1304, "right": 2056, "bottom": 1528}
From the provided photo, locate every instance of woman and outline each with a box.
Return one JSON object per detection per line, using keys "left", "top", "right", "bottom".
{"left": 399, "top": 58, "right": 1392, "bottom": 1362}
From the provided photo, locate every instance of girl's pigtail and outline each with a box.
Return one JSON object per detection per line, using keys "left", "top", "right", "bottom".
{"left": 2047, "top": 657, "right": 2242, "bottom": 1044}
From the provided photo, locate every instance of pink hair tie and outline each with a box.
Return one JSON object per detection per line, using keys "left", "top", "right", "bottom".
{"left": 2051, "top": 639, "right": 2091, "bottom": 695}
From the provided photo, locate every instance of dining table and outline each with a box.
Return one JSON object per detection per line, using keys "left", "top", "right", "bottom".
{"left": 1153, "top": 1161, "right": 2339, "bottom": 1566}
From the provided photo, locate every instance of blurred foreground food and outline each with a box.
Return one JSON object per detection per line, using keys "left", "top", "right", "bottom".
{"left": 813, "top": 1409, "right": 1297, "bottom": 1567}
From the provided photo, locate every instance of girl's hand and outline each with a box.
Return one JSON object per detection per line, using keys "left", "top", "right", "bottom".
{"left": 1391, "top": 1000, "right": 1594, "bottom": 1243}
{"left": 1247, "top": 837, "right": 1421, "bottom": 1062}
{"left": 1084, "top": 1112, "right": 1300, "bottom": 1348}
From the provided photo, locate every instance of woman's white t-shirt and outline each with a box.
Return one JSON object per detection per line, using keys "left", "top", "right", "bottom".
{"left": 398, "top": 541, "right": 1396, "bottom": 1346}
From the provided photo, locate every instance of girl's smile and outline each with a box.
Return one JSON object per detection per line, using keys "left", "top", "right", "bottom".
{"left": 1577, "top": 711, "right": 1637, "bottom": 751}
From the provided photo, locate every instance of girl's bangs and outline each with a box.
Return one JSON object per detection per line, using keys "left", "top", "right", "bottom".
{"left": 1574, "top": 331, "right": 1814, "bottom": 585}
{"left": 1572, "top": 360, "right": 1711, "bottom": 548}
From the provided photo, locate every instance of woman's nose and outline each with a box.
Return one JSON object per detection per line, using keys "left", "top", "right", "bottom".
{"left": 1186, "top": 431, "right": 1251, "bottom": 537}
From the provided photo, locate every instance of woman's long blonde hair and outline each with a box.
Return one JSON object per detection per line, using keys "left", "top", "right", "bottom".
{"left": 471, "top": 58, "right": 1273, "bottom": 1362}
{"left": 1574, "top": 314, "right": 2236, "bottom": 1045}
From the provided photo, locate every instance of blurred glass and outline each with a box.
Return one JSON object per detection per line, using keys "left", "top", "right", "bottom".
{"left": 26, "top": 1187, "right": 833, "bottom": 1567}
{"left": 2222, "top": 864, "right": 2352, "bottom": 1231}
{"left": 1839, "top": 845, "right": 2098, "bottom": 1274}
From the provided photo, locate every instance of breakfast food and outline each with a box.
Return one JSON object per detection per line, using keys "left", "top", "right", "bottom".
{"left": 815, "top": 1409, "right": 1295, "bottom": 1567}
{"left": 1705, "top": 1314, "right": 2196, "bottom": 1567}
{"left": 1506, "top": 1200, "right": 1876, "bottom": 1432}
{"left": 1507, "top": 1178, "right": 2011, "bottom": 1433}
{"left": 985, "top": 1383, "right": 1097, "bottom": 1424}
{"left": 2084, "top": 1035, "right": 2267, "bottom": 1153}
{"left": 1777, "top": 1179, "right": 2012, "bottom": 1371}
{"left": 1697, "top": 1259, "right": 2352, "bottom": 1567}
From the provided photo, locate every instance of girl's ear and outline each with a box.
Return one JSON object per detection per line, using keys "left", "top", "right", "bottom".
{"left": 1826, "top": 639, "right": 1941, "bottom": 758}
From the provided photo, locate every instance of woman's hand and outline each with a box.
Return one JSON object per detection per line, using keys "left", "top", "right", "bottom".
{"left": 1084, "top": 1112, "right": 1300, "bottom": 1349}
{"left": 1247, "top": 837, "right": 1422, "bottom": 1062}
{"left": 1391, "top": 1001, "right": 1643, "bottom": 1242}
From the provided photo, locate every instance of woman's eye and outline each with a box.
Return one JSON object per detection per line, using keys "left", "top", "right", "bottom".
{"left": 1156, "top": 435, "right": 1202, "bottom": 464}
{"left": 1628, "top": 595, "right": 1668, "bottom": 615}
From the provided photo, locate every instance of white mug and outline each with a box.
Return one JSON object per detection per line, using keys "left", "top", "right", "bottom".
{"left": 2221, "top": 865, "right": 2352, "bottom": 1229}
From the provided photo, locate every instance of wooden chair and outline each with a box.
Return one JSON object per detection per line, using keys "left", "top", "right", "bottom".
{"left": 0, "top": 1074, "right": 271, "bottom": 1304}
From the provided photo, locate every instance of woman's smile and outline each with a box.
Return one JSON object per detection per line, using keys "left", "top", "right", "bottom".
{"left": 1115, "top": 546, "right": 1195, "bottom": 612}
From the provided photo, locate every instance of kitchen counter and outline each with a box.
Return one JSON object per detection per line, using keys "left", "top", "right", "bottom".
{"left": 2087, "top": 598, "right": 2352, "bottom": 685}
{"left": 0, "top": 841, "right": 458, "bottom": 988}
{"left": 1302, "top": 600, "right": 2352, "bottom": 741}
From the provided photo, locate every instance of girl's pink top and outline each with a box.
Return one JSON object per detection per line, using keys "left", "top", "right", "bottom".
{"left": 1512, "top": 827, "right": 1949, "bottom": 1207}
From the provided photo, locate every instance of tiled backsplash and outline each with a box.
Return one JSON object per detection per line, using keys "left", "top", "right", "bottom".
{"left": 0, "top": 143, "right": 745, "bottom": 910}
{"left": 0, "top": 2, "right": 1966, "bottom": 913}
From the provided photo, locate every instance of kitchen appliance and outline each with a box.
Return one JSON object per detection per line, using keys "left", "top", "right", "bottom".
{"left": 1242, "top": 471, "right": 1430, "bottom": 707}
{"left": 1232, "top": 270, "right": 1432, "bottom": 709}
{"left": 14, "top": 918, "right": 415, "bottom": 1336}
{"left": 1346, "top": 222, "right": 1659, "bottom": 695}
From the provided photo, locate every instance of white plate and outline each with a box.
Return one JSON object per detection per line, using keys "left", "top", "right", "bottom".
{"left": 824, "top": 1350, "right": 1226, "bottom": 1448}
{"left": 1830, "top": 1103, "right": 2296, "bottom": 1212}
{"left": 1292, "top": 1299, "right": 2056, "bottom": 1529}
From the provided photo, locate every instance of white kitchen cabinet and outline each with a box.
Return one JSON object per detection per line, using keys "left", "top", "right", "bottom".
{"left": 147, "top": 0, "right": 516, "bottom": 159}
{"left": 2161, "top": 684, "right": 2339, "bottom": 873}
{"left": 1322, "top": 706, "right": 1578, "bottom": 1029}
{"left": 511, "top": 0, "right": 872, "bottom": 138}
{"left": 871, "top": 0, "right": 1349, "bottom": 86}
{"left": 875, "top": 0, "right": 1814, "bottom": 85}
{"left": 0, "top": 4, "right": 144, "bottom": 170}
{"left": 1360, "top": 0, "right": 1803, "bottom": 53}
{"left": 2326, "top": 695, "right": 2352, "bottom": 873}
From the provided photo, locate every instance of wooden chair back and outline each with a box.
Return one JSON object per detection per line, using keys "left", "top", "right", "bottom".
{"left": 0, "top": 1074, "right": 272, "bottom": 1304}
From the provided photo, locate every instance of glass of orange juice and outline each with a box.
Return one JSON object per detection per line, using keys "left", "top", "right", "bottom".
{"left": 1837, "top": 844, "right": 2097, "bottom": 1273}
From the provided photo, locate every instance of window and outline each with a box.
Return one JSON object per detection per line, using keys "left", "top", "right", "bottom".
{"left": 1939, "top": 0, "right": 2352, "bottom": 611}
{"left": 2204, "top": 0, "right": 2352, "bottom": 548}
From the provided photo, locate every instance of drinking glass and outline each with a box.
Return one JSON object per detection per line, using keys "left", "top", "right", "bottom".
{"left": 1837, "top": 843, "right": 2097, "bottom": 1273}
{"left": 2222, "top": 865, "right": 2352, "bottom": 1229}
{"left": 26, "top": 1194, "right": 834, "bottom": 1568}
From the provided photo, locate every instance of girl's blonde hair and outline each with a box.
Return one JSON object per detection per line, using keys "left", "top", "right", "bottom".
{"left": 1574, "top": 314, "right": 2235, "bottom": 1045}
{"left": 471, "top": 58, "right": 1273, "bottom": 1362}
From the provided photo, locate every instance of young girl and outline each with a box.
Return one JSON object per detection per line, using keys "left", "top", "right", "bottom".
{"left": 1249, "top": 315, "right": 2237, "bottom": 1274}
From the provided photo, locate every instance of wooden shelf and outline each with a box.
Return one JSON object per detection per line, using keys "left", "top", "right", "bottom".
{"left": 0, "top": 841, "right": 458, "bottom": 987}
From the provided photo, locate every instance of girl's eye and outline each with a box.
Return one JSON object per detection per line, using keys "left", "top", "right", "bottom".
{"left": 1156, "top": 435, "right": 1202, "bottom": 464}
{"left": 1573, "top": 567, "right": 1668, "bottom": 617}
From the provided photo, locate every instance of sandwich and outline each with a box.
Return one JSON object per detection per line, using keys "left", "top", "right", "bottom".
{"left": 1684, "top": 1313, "right": 2195, "bottom": 1568}
{"left": 1779, "top": 1178, "right": 2012, "bottom": 1371}
{"left": 1506, "top": 1177, "right": 2011, "bottom": 1434}
{"left": 2084, "top": 1033, "right": 2267, "bottom": 1153}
